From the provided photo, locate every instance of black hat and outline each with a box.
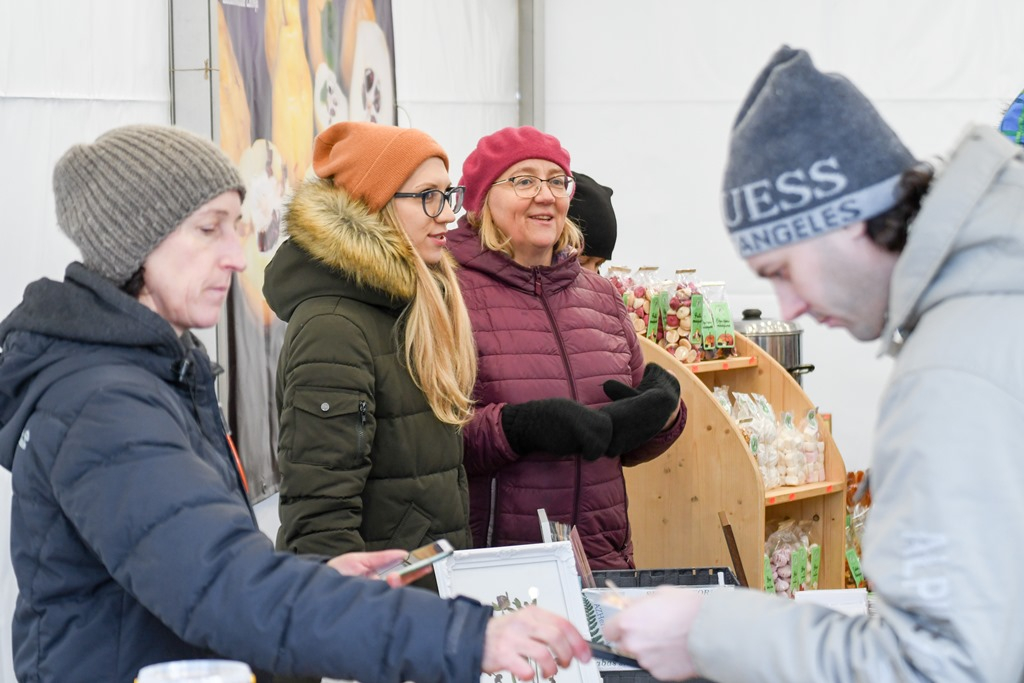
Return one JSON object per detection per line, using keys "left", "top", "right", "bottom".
{"left": 569, "top": 171, "right": 617, "bottom": 261}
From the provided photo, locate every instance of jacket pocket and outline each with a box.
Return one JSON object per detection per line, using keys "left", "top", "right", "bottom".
{"left": 289, "top": 387, "right": 369, "bottom": 466}
{"left": 381, "top": 502, "right": 433, "bottom": 550}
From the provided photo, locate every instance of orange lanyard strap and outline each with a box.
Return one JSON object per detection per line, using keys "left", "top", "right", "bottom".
{"left": 225, "top": 433, "right": 249, "bottom": 495}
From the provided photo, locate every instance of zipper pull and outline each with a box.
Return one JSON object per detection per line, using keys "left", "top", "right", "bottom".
{"left": 533, "top": 272, "right": 541, "bottom": 296}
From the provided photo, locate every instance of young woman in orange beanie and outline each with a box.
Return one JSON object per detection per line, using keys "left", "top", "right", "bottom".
{"left": 263, "top": 122, "right": 476, "bottom": 609}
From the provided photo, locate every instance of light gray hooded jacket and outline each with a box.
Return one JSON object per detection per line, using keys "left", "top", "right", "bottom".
{"left": 690, "top": 125, "right": 1024, "bottom": 682}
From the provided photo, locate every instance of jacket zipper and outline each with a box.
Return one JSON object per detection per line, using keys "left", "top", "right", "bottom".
{"left": 533, "top": 270, "right": 583, "bottom": 528}
{"left": 487, "top": 477, "right": 497, "bottom": 547}
{"left": 358, "top": 400, "right": 368, "bottom": 451}
{"left": 188, "top": 361, "right": 256, "bottom": 522}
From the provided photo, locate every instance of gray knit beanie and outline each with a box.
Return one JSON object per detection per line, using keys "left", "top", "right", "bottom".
{"left": 53, "top": 124, "right": 246, "bottom": 284}
{"left": 722, "top": 46, "right": 915, "bottom": 258}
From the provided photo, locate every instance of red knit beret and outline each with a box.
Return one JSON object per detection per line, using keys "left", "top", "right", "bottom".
{"left": 459, "top": 126, "right": 572, "bottom": 214}
{"left": 312, "top": 121, "right": 448, "bottom": 212}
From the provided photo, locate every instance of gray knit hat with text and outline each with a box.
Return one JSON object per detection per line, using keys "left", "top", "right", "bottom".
{"left": 53, "top": 124, "right": 246, "bottom": 284}
{"left": 722, "top": 46, "right": 915, "bottom": 258}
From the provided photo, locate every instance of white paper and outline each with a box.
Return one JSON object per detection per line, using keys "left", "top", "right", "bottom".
{"left": 793, "top": 588, "right": 869, "bottom": 616}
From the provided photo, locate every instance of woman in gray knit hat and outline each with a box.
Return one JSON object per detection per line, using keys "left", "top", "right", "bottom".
{"left": 0, "top": 124, "right": 589, "bottom": 683}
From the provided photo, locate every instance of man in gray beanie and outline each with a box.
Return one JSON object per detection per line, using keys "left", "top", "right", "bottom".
{"left": 721, "top": 46, "right": 915, "bottom": 262}
{"left": 603, "top": 46, "right": 1024, "bottom": 683}
{"left": 0, "top": 124, "right": 591, "bottom": 682}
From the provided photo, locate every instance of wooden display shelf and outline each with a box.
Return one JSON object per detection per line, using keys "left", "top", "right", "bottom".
{"left": 624, "top": 333, "right": 847, "bottom": 591}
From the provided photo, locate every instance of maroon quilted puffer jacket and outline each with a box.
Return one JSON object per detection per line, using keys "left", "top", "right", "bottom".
{"left": 447, "top": 222, "right": 686, "bottom": 569}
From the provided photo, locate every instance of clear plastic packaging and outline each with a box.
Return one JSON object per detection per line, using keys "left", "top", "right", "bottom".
{"left": 734, "top": 392, "right": 782, "bottom": 489}
{"left": 692, "top": 281, "right": 736, "bottom": 360}
{"left": 764, "top": 520, "right": 818, "bottom": 598}
{"left": 775, "top": 412, "right": 809, "bottom": 486}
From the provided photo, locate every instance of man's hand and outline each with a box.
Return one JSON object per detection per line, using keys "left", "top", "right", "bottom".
{"left": 482, "top": 606, "right": 592, "bottom": 680}
{"left": 602, "top": 586, "right": 704, "bottom": 681}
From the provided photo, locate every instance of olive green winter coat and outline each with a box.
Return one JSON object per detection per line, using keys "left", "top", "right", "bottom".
{"left": 263, "top": 179, "right": 472, "bottom": 562}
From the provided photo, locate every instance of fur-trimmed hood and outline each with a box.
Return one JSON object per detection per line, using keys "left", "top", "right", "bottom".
{"left": 264, "top": 178, "right": 420, "bottom": 322}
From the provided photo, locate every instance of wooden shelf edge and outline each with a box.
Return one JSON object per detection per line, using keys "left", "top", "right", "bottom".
{"left": 683, "top": 355, "right": 758, "bottom": 374}
{"left": 764, "top": 480, "right": 846, "bottom": 506}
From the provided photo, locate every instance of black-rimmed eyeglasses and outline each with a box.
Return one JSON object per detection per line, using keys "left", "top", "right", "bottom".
{"left": 393, "top": 186, "right": 465, "bottom": 218}
{"left": 491, "top": 175, "right": 575, "bottom": 199}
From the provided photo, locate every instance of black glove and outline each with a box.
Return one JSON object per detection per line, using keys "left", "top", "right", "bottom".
{"left": 501, "top": 398, "right": 613, "bottom": 459}
{"left": 599, "top": 363, "right": 681, "bottom": 457}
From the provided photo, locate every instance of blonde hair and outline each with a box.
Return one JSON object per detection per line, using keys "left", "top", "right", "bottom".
{"left": 380, "top": 202, "right": 477, "bottom": 427}
{"left": 467, "top": 202, "right": 583, "bottom": 261}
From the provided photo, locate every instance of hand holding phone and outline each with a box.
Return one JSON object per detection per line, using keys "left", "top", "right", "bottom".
{"left": 376, "top": 539, "right": 454, "bottom": 581}
{"left": 588, "top": 641, "right": 640, "bottom": 668}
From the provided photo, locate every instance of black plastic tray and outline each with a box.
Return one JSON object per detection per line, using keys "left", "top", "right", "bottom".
{"left": 591, "top": 567, "right": 737, "bottom": 683}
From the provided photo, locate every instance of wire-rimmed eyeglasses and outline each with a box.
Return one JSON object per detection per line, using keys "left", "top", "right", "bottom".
{"left": 393, "top": 186, "right": 465, "bottom": 218}
{"left": 491, "top": 175, "right": 575, "bottom": 199}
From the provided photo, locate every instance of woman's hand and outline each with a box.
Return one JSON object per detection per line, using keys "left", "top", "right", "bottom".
{"left": 326, "top": 549, "right": 432, "bottom": 587}
{"left": 482, "top": 605, "right": 591, "bottom": 680}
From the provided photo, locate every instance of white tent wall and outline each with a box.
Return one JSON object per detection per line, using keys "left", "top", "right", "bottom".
{"left": 1, "top": 1, "right": 1022, "bottom": 680}
{"left": 542, "top": 0, "right": 1024, "bottom": 474}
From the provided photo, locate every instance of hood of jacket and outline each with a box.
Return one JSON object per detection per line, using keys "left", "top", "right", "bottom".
{"left": 0, "top": 264, "right": 192, "bottom": 471}
{"left": 264, "top": 179, "right": 422, "bottom": 322}
{"left": 881, "top": 125, "right": 1024, "bottom": 355}
{"left": 446, "top": 217, "right": 581, "bottom": 294}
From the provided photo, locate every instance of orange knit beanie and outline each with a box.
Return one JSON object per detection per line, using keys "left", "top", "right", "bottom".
{"left": 312, "top": 121, "right": 448, "bottom": 212}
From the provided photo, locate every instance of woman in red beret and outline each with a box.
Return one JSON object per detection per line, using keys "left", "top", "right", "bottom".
{"left": 446, "top": 126, "right": 687, "bottom": 569}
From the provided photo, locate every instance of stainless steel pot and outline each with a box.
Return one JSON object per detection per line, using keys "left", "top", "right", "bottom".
{"left": 734, "top": 309, "right": 815, "bottom": 383}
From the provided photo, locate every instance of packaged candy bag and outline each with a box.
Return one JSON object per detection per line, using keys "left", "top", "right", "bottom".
{"left": 800, "top": 408, "right": 827, "bottom": 483}
{"left": 605, "top": 265, "right": 634, "bottom": 301}
{"left": 775, "top": 412, "right": 809, "bottom": 486}
{"left": 734, "top": 392, "right": 782, "bottom": 489}
{"left": 765, "top": 520, "right": 817, "bottom": 598}
{"left": 667, "top": 269, "right": 701, "bottom": 362}
{"left": 620, "top": 266, "right": 659, "bottom": 340}
{"left": 731, "top": 392, "right": 759, "bottom": 446}
{"left": 713, "top": 385, "right": 732, "bottom": 413}
{"left": 752, "top": 394, "right": 782, "bottom": 490}
{"left": 691, "top": 281, "right": 736, "bottom": 360}
{"left": 844, "top": 471, "right": 871, "bottom": 589}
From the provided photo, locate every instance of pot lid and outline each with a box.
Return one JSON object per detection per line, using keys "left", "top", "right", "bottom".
{"left": 734, "top": 308, "right": 803, "bottom": 336}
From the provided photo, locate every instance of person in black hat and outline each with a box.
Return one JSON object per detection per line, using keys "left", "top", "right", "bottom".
{"left": 568, "top": 171, "right": 617, "bottom": 273}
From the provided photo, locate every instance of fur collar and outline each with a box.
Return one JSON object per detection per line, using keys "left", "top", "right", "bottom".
{"left": 284, "top": 178, "right": 418, "bottom": 301}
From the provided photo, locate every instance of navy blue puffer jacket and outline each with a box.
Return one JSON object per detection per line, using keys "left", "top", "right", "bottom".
{"left": 0, "top": 264, "right": 490, "bottom": 683}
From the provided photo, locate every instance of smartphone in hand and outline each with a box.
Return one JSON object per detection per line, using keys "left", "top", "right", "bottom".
{"left": 588, "top": 641, "right": 640, "bottom": 668}
{"left": 376, "top": 539, "right": 454, "bottom": 579}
